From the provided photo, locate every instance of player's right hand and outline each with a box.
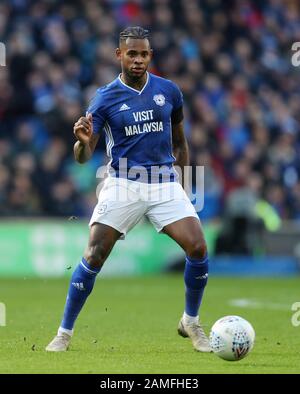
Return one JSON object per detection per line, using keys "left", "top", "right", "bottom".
{"left": 73, "top": 113, "right": 93, "bottom": 145}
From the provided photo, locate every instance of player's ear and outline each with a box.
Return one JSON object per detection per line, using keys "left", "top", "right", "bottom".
{"left": 116, "top": 48, "right": 122, "bottom": 60}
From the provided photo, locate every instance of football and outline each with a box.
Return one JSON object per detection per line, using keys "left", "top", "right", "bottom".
{"left": 209, "top": 316, "right": 255, "bottom": 361}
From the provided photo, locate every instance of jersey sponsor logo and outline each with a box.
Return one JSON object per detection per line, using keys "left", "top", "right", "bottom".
{"left": 119, "top": 103, "right": 131, "bottom": 111}
{"left": 124, "top": 109, "right": 164, "bottom": 136}
{"left": 153, "top": 94, "right": 165, "bottom": 106}
{"left": 132, "top": 110, "right": 154, "bottom": 122}
{"left": 125, "top": 122, "right": 163, "bottom": 136}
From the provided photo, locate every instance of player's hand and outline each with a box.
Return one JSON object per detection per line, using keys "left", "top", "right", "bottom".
{"left": 73, "top": 113, "right": 93, "bottom": 145}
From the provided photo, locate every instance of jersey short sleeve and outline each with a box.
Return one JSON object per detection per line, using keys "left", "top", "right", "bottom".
{"left": 170, "top": 81, "right": 184, "bottom": 124}
{"left": 86, "top": 89, "right": 107, "bottom": 134}
{"left": 171, "top": 81, "right": 184, "bottom": 111}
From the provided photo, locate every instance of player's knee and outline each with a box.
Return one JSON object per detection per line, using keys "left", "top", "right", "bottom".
{"left": 186, "top": 238, "right": 207, "bottom": 260}
{"left": 84, "top": 244, "right": 108, "bottom": 269}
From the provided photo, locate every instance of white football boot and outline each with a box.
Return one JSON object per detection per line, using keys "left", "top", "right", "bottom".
{"left": 178, "top": 318, "right": 212, "bottom": 352}
{"left": 45, "top": 331, "right": 72, "bottom": 352}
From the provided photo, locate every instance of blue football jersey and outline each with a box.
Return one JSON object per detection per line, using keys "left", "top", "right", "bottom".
{"left": 87, "top": 72, "right": 183, "bottom": 183}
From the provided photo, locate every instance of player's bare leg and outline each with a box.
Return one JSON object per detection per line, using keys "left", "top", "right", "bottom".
{"left": 163, "top": 216, "right": 212, "bottom": 352}
{"left": 46, "top": 223, "right": 121, "bottom": 352}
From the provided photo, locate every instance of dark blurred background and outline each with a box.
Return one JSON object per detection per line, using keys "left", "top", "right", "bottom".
{"left": 1, "top": 0, "right": 300, "bottom": 263}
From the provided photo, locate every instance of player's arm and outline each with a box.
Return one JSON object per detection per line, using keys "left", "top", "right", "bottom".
{"left": 73, "top": 114, "right": 100, "bottom": 164}
{"left": 171, "top": 106, "right": 189, "bottom": 179}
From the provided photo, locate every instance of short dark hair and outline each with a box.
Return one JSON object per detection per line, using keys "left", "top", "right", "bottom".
{"left": 119, "top": 26, "right": 150, "bottom": 44}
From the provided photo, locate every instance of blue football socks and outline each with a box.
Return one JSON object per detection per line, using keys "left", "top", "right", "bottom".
{"left": 60, "top": 258, "right": 101, "bottom": 331}
{"left": 184, "top": 254, "right": 209, "bottom": 318}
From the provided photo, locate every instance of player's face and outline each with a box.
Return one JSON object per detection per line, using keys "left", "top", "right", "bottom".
{"left": 116, "top": 38, "right": 153, "bottom": 79}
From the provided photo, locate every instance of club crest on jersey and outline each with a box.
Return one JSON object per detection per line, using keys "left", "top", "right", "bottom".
{"left": 153, "top": 94, "right": 165, "bottom": 106}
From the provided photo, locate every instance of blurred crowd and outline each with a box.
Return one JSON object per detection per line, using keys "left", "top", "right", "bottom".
{"left": 0, "top": 0, "right": 300, "bottom": 223}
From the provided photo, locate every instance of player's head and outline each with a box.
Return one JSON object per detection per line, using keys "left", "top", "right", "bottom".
{"left": 116, "top": 26, "right": 153, "bottom": 80}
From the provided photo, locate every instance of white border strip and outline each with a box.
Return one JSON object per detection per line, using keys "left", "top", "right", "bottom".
{"left": 118, "top": 72, "right": 149, "bottom": 95}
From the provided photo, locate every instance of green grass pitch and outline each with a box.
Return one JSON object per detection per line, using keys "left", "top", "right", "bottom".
{"left": 0, "top": 275, "right": 299, "bottom": 374}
